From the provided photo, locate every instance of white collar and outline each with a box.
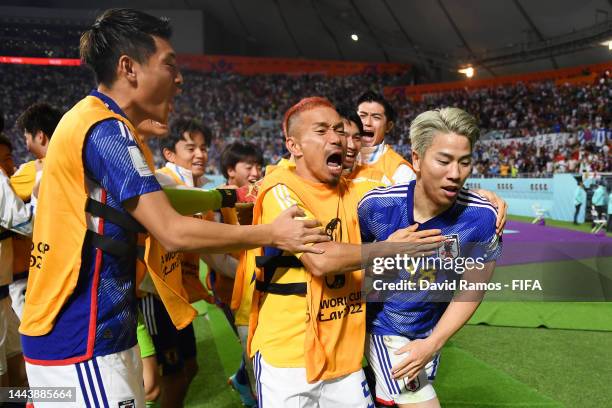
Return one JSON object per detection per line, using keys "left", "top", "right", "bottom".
{"left": 165, "top": 162, "right": 208, "bottom": 188}
{"left": 360, "top": 142, "right": 387, "bottom": 165}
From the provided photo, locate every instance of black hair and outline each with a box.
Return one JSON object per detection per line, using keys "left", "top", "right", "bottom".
{"left": 16, "top": 103, "right": 63, "bottom": 140}
{"left": 0, "top": 135, "right": 12, "bottom": 151}
{"left": 219, "top": 141, "right": 264, "bottom": 179}
{"left": 80, "top": 8, "right": 172, "bottom": 86}
{"left": 356, "top": 90, "right": 397, "bottom": 123}
{"left": 336, "top": 104, "right": 364, "bottom": 135}
{"left": 160, "top": 117, "right": 211, "bottom": 155}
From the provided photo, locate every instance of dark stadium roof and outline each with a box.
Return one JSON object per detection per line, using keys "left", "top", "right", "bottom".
{"left": 2, "top": 0, "right": 612, "bottom": 80}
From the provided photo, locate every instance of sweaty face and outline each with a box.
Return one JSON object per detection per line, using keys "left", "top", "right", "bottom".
{"left": 288, "top": 106, "right": 346, "bottom": 185}
{"left": 228, "top": 160, "right": 262, "bottom": 187}
{"left": 357, "top": 101, "right": 389, "bottom": 147}
{"left": 412, "top": 132, "right": 472, "bottom": 209}
{"left": 343, "top": 120, "right": 361, "bottom": 171}
{"left": 133, "top": 37, "right": 183, "bottom": 124}
{"left": 165, "top": 131, "right": 208, "bottom": 178}
{"left": 0, "top": 145, "right": 15, "bottom": 177}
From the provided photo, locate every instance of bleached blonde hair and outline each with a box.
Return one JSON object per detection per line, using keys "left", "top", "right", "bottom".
{"left": 409, "top": 107, "right": 480, "bottom": 156}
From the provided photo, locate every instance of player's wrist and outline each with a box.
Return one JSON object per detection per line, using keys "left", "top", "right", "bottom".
{"left": 427, "top": 332, "right": 447, "bottom": 353}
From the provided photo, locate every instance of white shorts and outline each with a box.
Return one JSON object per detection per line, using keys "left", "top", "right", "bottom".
{"left": 366, "top": 333, "right": 440, "bottom": 406}
{"left": 253, "top": 351, "right": 374, "bottom": 408}
{"left": 9, "top": 277, "right": 27, "bottom": 319}
{"left": 25, "top": 345, "right": 144, "bottom": 407}
{"left": 0, "top": 295, "right": 22, "bottom": 376}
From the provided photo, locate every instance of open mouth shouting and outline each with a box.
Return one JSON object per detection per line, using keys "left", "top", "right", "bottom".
{"left": 326, "top": 151, "right": 344, "bottom": 177}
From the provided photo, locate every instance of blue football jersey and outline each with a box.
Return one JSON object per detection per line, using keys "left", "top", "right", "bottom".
{"left": 358, "top": 181, "right": 502, "bottom": 338}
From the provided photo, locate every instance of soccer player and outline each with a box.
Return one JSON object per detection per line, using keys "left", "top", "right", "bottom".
{"left": 358, "top": 108, "right": 502, "bottom": 408}
{"left": 355, "top": 92, "right": 507, "bottom": 236}
{"left": 0, "top": 136, "right": 29, "bottom": 389}
{"left": 218, "top": 141, "right": 263, "bottom": 407}
{"left": 10, "top": 103, "right": 63, "bottom": 319}
{"left": 355, "top": 91, "right": 415, "bottom": 185}
{"left": 220, "top": 141, "right": 264, "bottom": 188}
{"left": 141, "top": 117, "right": 211, "bottom": 408}
{"left": 19, "top": 9, "right": 327, "bottom": 407}
{"left": 246, "top": 97, "right": 444, "bottom": 407}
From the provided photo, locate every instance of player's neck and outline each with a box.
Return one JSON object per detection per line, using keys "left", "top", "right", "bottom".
{"left": 413, "top": 181, "right": 452, "bottom": 224}
{"left": 97, "top": 84, "right": 145, "bottom": 127}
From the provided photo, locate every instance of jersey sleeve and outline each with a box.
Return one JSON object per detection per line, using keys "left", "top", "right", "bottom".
{"left": 9, "top": 161, "right": 37, "bottom": 201}
{"left": 357, "top": 193, "right": 379, "bottom": 243}
{"left": 470, "top": 209, "right": 502, "bottom": 263}
{"left": 84, "top": 119, "right": 161, "bottom": 203}
{"left": 261, "top": 184, "right": 316, "bottom": 259}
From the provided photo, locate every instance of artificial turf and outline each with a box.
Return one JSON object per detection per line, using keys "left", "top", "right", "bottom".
{"left": 182, "top": 218, "right": 611, "bottom": 407}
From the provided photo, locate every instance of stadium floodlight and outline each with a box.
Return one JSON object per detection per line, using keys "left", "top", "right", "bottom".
{"left": 351, "top": 33, "right": 359, "bottom": 42}
{"left": 458, "top": 66, "right": 475, "bottom": 78}
{"left": 600, "top": 40, "right": 612, "bottom": 50}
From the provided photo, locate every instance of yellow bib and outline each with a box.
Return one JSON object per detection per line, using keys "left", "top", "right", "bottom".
{"left": 245, "top": 166, "right": 365, "bottom": 383}
{"left": 21, "top": 96, "right": 195, "bottom": 335}
{"left": 356, "top": 146, "right": 413, "bottom": 186}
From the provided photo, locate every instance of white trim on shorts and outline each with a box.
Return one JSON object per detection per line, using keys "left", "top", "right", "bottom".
{"left": 25, "top": 345, "right": 144, "bottom": 408}
{"left": 254, "top": 351, "right": 374, "bottom": 408}
{"left": 366, "top": 333, "right": 439, "bottom": 405}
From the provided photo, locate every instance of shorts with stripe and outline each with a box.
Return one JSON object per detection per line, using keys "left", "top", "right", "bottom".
{"left": 253, "top": 351, "right": 375, "bottom": 408}
{"left": 24, "top": 345, "right": 144, "bottom": 408}
{"left": 366, "top": 333, "right": 439, "bottom": 406}
{"left": 139, "top": 294, "right": 196, "bottom": 376}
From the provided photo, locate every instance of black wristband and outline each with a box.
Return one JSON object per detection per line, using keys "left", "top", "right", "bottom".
{"left": 217, "top": 188, "right": 238, "bottom": 208}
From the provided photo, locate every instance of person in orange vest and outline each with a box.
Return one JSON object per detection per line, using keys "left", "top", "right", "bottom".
{"left": 142, "top": 117, "right": 211, "bottom": 408}
{"left": 19, "top": 9, "right": 328, "bottom": 407}
{"left": 0, "top": 136, "right": 29, "bottom": 390}
{"left": 216, "top": 141, "right": 264, "bottom": 407}
{"left": 244, "top": 97, "right": 445, "bottom": 407}
{"left": 10, "top": 103, "right": 63, "bottom": 319}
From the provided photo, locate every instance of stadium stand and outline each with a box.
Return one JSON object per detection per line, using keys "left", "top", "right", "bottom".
{"left": 1, "top": 62, "right": 609, "bottom": 177}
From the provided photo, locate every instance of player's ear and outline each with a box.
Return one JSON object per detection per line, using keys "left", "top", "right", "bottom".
{"left": 162, "top": 147, "right": 175, "bottom": 163}
{"left": 412, "top": 150, "right": 420, "bottom": 173}
{"left": 118, "top": 54, "right": 137, "bottom": 84}
{"left": 385, "top": 120, "right": 394, "bottom": 134}
{"left": 285, "top": 136, "right": 302, "bottom": 158}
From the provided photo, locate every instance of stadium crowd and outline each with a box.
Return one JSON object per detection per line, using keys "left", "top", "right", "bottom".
{"left": 0, "top": 62, "right": 610, "bottom": 176}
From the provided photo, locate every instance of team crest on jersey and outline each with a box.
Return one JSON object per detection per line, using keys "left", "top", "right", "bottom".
{"left": 438, "top": 234, "right": 460, "bottom": 259}
{"left": 404, "top": 377, "right": 421, "bottom": 392}
{"left": 325, "top": 273, "right": 346, "bottom": 289}
{"left": 118, "top": 399, "right": 135, "bottom": 408}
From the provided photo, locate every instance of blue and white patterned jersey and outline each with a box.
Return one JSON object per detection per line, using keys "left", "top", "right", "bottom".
{"left": 22, "top": 91, "right": 161, "bottom": 363}
{"left": 358, "top": 181, "right": 502, "bottom": 338}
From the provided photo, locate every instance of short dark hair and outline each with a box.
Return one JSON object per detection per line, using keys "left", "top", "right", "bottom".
{"left": 356, "top": 90, "right": 396, "bottom": 123}
{"left": 219, "top": 142, "right": 264, "bottom": 179}
{"left": 0, "top": 135, "right": 12, "bottom": 151}
{"left": 160, "top": 117, "right": 212, "bottom": 155}
{"left": 80, "top": 8, "right": 172, "bottom": 86}
{"left": 336, "top": 104, "right": 364, "bottom": 135}
{"left": 16, "top": 103, "right": 63, "bottom": 140}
